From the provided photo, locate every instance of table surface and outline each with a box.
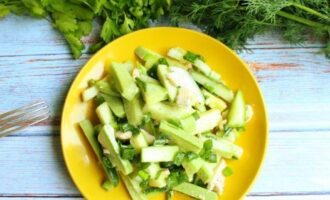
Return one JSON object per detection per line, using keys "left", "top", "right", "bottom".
{"left": 0, "top": 15, "right": 330, "bottom": 200}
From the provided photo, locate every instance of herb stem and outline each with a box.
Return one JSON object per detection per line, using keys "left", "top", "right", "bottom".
{"left": 277, "top": 10, "right": 329, "bottom": 30}
{"left": 291, "top": 2, "right": 330, "bottom": 22}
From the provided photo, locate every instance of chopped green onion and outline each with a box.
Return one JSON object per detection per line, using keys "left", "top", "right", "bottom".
{"left": 102, "top": 156, "right": 119, "bottom": 186}
{"left": 192, "top": 111, "right": 200, "bottom": 120}
{"left": 140, "top": 113, "right": 152, "bottom": 127}
{"left": 185, "top": 151, "right": 198, "bottom": 161}
{"left": 223, "top": 126, "right": 233, "bottom": 137}
{"left": 167, "top": 170, "right": 188, "bottom": 189}
{"left": 232, "top": 156, "right": 239, "bottom": 160}
{"left": 173, "top": 152, "right": 186, "bottom": 166}
{"left": 166, "top": 190, "right": 173, "bottom": 200}
{"left": 138, "top": 170, "right": 150, "bottom": 181}
{"left": 167, "top": 119, "right": 182, "bottom": 128}
{"left": 120, "top": 145, "right": 136, "bottom": 160}
{"left": 94, "top": 124, "right": 102, "bottom": 133}
{"left": 137, "top": 162, "right": 151, "bottom": 170}
{"left": 143, "top": 186, "right": 168, "bottom": 194}
{"left": 140, "top": 179, "right": 149, "bottom": 190}
{"left": 222, "top": 166, "right": 234, "bottom": 177}
{"left": 119, "top": 123, "right": 140, "bottom": 135}
{"left": 158, "top": 58, "right": 169, "bottom": 66}
{"left": 200, "top": 139, "right": 217, "bottom": 162}
{"left": 183, "top": 51, "right": 205, "bottom": 63}
{"left": 95, "top": 94, "right": 105, "bottom": 106}
{"left": 153, "top": 135, "right": 169, "bottom": 146}
{"left": 207, "top": 153, "right": 218, "bottom": 163}
{"left": 147, "top": 65, "right": 158, "bottom": 79}
{"left": 101, "top": 179, "right": 112, "bottom": 191}
{"left": 88, "top": 79, "right": 97, "bottom": 87}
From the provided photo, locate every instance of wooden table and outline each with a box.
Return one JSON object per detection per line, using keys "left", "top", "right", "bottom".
{"left": 0, "top": 15, "right": 330, "bottom": 200}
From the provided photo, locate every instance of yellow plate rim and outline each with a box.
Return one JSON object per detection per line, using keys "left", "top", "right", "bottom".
{"left": 61, "top": 27, "right": 268, "bottom": 199}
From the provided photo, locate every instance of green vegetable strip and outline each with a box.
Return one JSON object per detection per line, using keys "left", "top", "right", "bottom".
{"left": 173, "top": 182, "right": 217, "bottom": 200}
{"left": 79, "top": 120, "right": 119, "bottom": 187}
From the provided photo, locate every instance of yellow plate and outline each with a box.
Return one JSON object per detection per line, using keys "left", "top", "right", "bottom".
{"left": 61, "top": 27, "right": 268, "bottom": 200}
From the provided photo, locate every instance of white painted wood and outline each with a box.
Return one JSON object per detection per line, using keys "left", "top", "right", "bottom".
{"left": 0, "top": 15, "right": 326, "bottom": 57}
{"left": 246, "top": 195, "right": 330, "bottom": 200}
{"left": 0, "top": 136, "right": 79, "bottom": 195}
{"left": 1, "top": 195, "right": 330, "bottom": 200}
{"left": 0, "top": 131, "right": 330, "bottom": 195}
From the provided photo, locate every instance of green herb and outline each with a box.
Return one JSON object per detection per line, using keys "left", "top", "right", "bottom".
{"left": 144, "top": 186, "right": 168, "bottom": 194}
{"left": 120, "top": 145, "right": 136, "bottom": 160}
{"left": 173, "top": 152, "right": 186, "bottom": 166}
{"left": 222, "top": 166, "right": 234, "bottom": 177}
{"left": 166, "top": 190, "right": 173, "bottom": 200}
{"left": 199, "top": 139, "right": 218, "bottom": 163}
{"left": 170, "top": 0, "right": 330, "bottom": 58}
{"left": 119, "top": 123, "right": 140, "bottom": 135}
{"left": 140, "top": 179, "right": 150, "bottom": 190}
{"left": 183, "top": 51, "right": 205, "bottom": 62}
{"left": 160, "top": 162, "right": 174, "bottom": 168}
{"left": 159, "top": 58, "right": 169, "bottom": 66}
{"left": 153, "top": 135, "right": 169, "bottom": 146}
{"left": 185, "top": 151, "right": 199, "bottom": 161}
{"left": 140, "top": 113, "right": 152, "bottom": 127}
{"left": 223, "top": 127, "right": 233, "bottom": 137}
{"left": 232, "top": 156, "right": 239, "bottom": 160}
{"left": 94, "top": 94, "right": 105, "bottom": 106}
{"left": 193, "top": 177, "right": 207, "bottom": 188}
{"left": 167, "top": 119, "right": 182, "bottom": 128}
{"left": 101, "top": 179, "right": 112, "bottom": 191}
{"left": 138, "top": 170, "right": 150, "bottom": 181}
{"left": 94, "top": 124, "right": 102, "bottom": 133}
{"left": 102, "top": 156, "right": 119, "bottom": 187}
{"left": 137, "top": 162, "right": 151, "bottom": 171}
{"left": 88, "top": 79, "right": 97, "bottom": 87}
{"left": 2, "top": 0, "right": 329, "bottom": 59}
{"left": 167, "top": 169, "right": 188, "bottom": 189}
{"left": 147, "top": 64, "right": 159, "bottom": 79}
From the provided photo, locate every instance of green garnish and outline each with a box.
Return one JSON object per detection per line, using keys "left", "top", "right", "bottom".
{"left": 138, "top": 170, "right": 150, "bottom": 181}
{"left": 222, "top": 166, "right": 234, "bottom": 177}
{"left": 199, "top": 139, "right": 218, "bottom": 163}
{"left": 120, "top": 145, "right": 136, "bottom": 161}
{"left": 173, "top": 152, "right": 186, "bottom": 166}
{"left": 183, "top": 51, "right": 205, "bottom": 63}
{"left": 185, "top": 151, "right": 199, "bottom": 161}
{"left": 119, "top": 123, "right": 140, "bottom": 135}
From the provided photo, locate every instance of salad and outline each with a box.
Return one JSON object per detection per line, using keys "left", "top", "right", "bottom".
{"left": 79, "top": 46, "right": 253, "bottom": 200}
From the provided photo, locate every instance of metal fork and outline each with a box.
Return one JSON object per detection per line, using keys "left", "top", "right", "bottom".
{"left": 0, "top": 101, "right": 50, "bottom": 138}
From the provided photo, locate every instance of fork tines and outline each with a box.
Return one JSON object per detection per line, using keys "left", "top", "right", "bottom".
{"left": 0, "top": 101, "right": 50, "bottom": 138}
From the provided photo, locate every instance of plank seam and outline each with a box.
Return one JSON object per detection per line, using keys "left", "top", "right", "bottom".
{"left": 0, "top": 45, "right": 326, "bottom": 58}
{"left": 248, "top": 191, "right": 330, "bottom": 196}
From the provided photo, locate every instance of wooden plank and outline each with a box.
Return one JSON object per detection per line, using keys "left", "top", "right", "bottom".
{"left": 0, "top": 15, "right": 326, "bottom": 57}
{"left": 0, "top": 135, "right": 79, "bottom": 195}
{"left": 0, "top": 48, "right": 329, "bottom": 133}
{"left": 0, "top": 199, "right": 81, "bottom": 200}
{"left": 0, "top": 131, "right": 329, "bottom": 195}
{"left": 246, "top": 195, "right": 330, "bottom": 200}
{"left": 1, "top": 195, "right": 330, "bottom": 200}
